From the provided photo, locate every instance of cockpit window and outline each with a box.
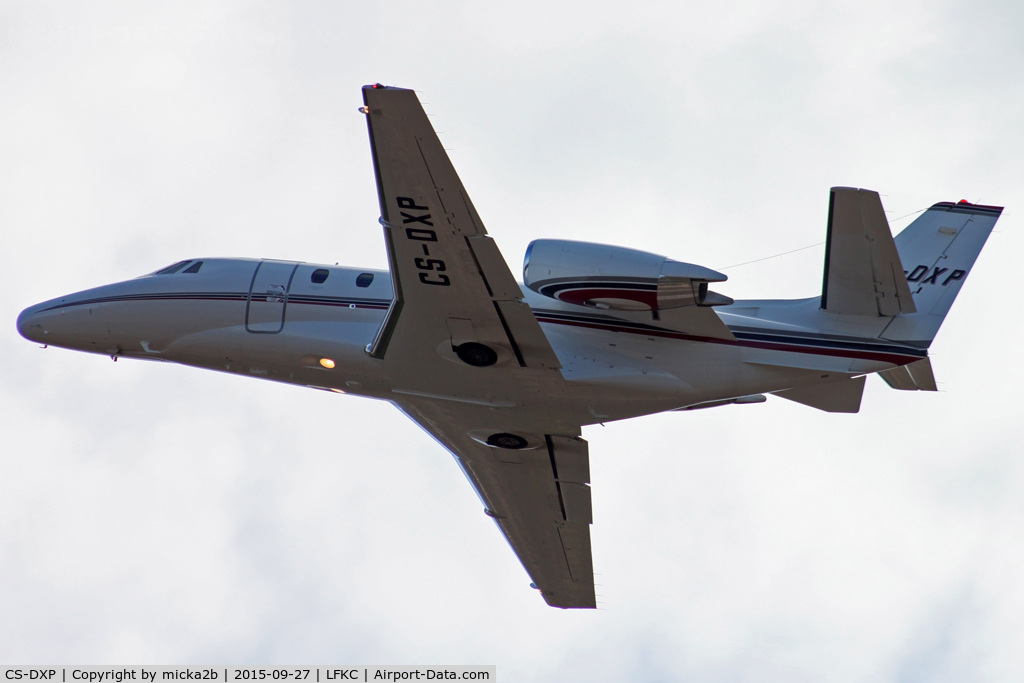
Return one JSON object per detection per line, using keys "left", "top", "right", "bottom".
{"left": 154, "top": 260, "right": 192, "bottom": 275}
{"left": 311, "top": 268, "right": 330, "bottom": 284}
{"left": 356, "top": 272, "right": 374, "bottom": 288}
{"left": 182, "top": 261, "right": 203, "bottom": 274}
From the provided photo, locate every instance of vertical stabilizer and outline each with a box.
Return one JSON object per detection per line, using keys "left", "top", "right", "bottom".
{"left": 880, "top": 201, "right": 1002, "bottom": 347}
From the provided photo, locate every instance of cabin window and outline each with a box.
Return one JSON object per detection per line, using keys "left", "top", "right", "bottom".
{"left": 311, "top": 268, "right": 330, "bottom": 284}
{"left": 154, "top": 260, "right": 191, "bottom": 275}
{"left": 356, "top": 273, "right": 374, "bottom": 288}
{"left": 182, "top": 261, "right": 203, "bottom": 274}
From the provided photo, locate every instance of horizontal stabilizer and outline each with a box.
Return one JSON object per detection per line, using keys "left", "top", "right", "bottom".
{"left": 774, "top": 375, "right": 866, "bottom": 413}
{"left": 878, "top": 357, "right": 937, "bottom": 391}
{"left": 822, "top": 187, "right": 916, "bottom": 317}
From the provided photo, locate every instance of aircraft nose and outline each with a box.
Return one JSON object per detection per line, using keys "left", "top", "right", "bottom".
{"left": 16, "top": 302, "right": 49, "bottom": 343}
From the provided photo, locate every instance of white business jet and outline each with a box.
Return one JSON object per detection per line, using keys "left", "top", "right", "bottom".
{"left": 17, "top": 84, "right": 1002, "bottom": 608}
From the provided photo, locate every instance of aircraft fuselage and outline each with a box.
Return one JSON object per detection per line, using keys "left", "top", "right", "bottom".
{"left": 17, "top": 257, "right": 928, "bottom": 424}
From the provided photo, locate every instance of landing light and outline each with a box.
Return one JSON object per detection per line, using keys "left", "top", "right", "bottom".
{"left": 320, "top": 358, "right": 336, "bottom": 369}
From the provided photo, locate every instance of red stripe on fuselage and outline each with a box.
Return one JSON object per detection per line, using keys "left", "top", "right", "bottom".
{"left": 535, "top": 315, "right": 921, "bottom": 366}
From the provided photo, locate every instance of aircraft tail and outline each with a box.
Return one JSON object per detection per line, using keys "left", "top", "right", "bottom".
{"left": 879, "top": 200, "right": 1002, "bottom": 348}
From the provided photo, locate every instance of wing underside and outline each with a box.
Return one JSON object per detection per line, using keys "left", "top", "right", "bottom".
{"left": 396, "top": 398, "right": 596, "bottom": 609}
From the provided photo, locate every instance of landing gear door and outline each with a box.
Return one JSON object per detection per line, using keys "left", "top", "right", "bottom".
{"left": 246, "top": 260, "right": 299, "bottom": 333}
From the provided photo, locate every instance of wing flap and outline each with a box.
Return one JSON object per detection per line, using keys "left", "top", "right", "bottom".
{"left": 495, "top": 300, "right": 563, "bottom": 369}
{"left": 466, "top": 235, "right": 522, "bottom": 299}
{"left": 551, "top": 434, "right": 590, "bottom": 483}
{"left": 550, "top": 434, "right": 593, "bottom": 524}
{"left": 559, "top": 483, "right": 594, "bottom": 524}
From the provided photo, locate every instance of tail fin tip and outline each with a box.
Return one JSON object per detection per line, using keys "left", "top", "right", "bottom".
{"left": 880, "top": 199, "right": 1002, "bottom": 347}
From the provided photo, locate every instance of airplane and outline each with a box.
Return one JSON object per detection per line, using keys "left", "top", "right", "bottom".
{"left": 16, "top": 84, "right": 1002, "bottom": 609}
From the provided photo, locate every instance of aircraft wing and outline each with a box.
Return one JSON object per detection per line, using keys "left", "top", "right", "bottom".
{"left": 361, "top": 84, "right": 560, "bottom": 372}
{"left": 395, "top": 395, "right": 596, "bottom": 609}
{"left": 360, "top": 84, "right": 594, "bottom": 608}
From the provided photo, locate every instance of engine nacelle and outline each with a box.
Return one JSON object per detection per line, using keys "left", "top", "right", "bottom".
{"left": 523, "top": 239, "right": 732, "bottom": 311}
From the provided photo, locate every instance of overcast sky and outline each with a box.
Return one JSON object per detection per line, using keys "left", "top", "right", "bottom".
{"left": 2, "top": 1, "right": 1024, "bottom": 679}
